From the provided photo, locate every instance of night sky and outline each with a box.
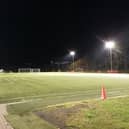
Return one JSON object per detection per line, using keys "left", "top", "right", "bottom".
{"left": 1, "top": 1, "right": 129, "bottom": 69}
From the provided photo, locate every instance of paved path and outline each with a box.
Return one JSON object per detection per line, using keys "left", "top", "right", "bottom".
{"left": 0, "top": 99, "right": 42, "bottom": 129}
{"left": 0, "top": 104, "right": 13, "bottom": 129}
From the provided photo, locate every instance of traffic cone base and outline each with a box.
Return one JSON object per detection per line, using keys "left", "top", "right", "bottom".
{"left": 101, "top": 86, "right": 106, "bottom": 100}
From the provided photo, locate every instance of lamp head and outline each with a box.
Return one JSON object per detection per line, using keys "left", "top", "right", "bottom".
{"left": 70, "top": 51, "right": 75, "bottom": 56}
{"left": 105, "top": 41, "right": 115, "bottom": 49}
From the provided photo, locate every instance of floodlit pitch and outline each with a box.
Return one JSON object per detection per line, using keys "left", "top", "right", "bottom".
{"left": 1, "top": 72, "right": 129, "bottom": 129}
{"left": 0, "top": 72, "right": 129, "bottom": 103}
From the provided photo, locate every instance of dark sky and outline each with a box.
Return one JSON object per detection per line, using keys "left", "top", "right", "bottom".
{"left": 1, "top": 1, "right": 129, "bottom": 68}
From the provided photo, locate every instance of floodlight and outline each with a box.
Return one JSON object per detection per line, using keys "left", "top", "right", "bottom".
{"left": 105, "top": 40, "right": 116, "bottom": 72}
{"left": 70, "top": 51, "right": 75, "bottom": 56}
{"left": 69, "top": 51, "right": 76, "bottom": 71}
{"left": 105, "top": 41, "right": 115, "bottom": 49}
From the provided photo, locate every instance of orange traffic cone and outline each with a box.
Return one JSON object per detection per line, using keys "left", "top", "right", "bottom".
{"left": 101, "top": 86, "right": 106, "bottom": 100}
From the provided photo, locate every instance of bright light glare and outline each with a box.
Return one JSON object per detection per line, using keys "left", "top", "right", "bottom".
{"left": 38, "top": 72, "right": 129, "bottom": 79}
{"left": 105, "top": 41, "right": 115, "bottom": 49}
{"left": 70, "top": 51, "right": 75, "bottom": 56}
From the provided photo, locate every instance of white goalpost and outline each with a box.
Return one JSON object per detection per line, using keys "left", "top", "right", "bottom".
{"left": 18, "top": 68, "right": 41, "bottom": 72}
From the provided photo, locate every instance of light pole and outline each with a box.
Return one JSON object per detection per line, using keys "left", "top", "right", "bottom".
{"left": 105, "top": 41, "right": 115, "bottom": 71}
{"left": 70, "top": 51, "right": 75, "bottom": 71}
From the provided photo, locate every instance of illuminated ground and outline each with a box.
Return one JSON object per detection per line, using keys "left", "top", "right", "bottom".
{"left": 0, "top": 72, "right": 129, "bottom": 129}
{"left": 0, "top": 72, "right": 129, "bottom": 103}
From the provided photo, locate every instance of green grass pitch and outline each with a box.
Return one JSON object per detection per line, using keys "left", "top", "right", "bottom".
{"left": 0, "top": 72, "right": 129, "bottom": 103}
{"left": 0, "top": 72, "right": 129, "bottom": 129}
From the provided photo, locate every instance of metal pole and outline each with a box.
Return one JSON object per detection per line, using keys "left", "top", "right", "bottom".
{"left": 110, "top": 48, "right": 113, "bottom": 71}
{"left": 73, "top": 55, "right": 75, "bottom": 71}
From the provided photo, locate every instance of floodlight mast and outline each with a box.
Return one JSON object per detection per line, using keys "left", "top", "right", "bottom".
{"left": 105, "top": 41, "right": 115, "bottom": 72}
{"left": 70, "top": 51, "right": 75, "bottom": 71}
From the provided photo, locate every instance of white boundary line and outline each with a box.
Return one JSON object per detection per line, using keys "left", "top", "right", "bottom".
{"left": 4, "top": 94, "right": 129, "bottom": 106}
